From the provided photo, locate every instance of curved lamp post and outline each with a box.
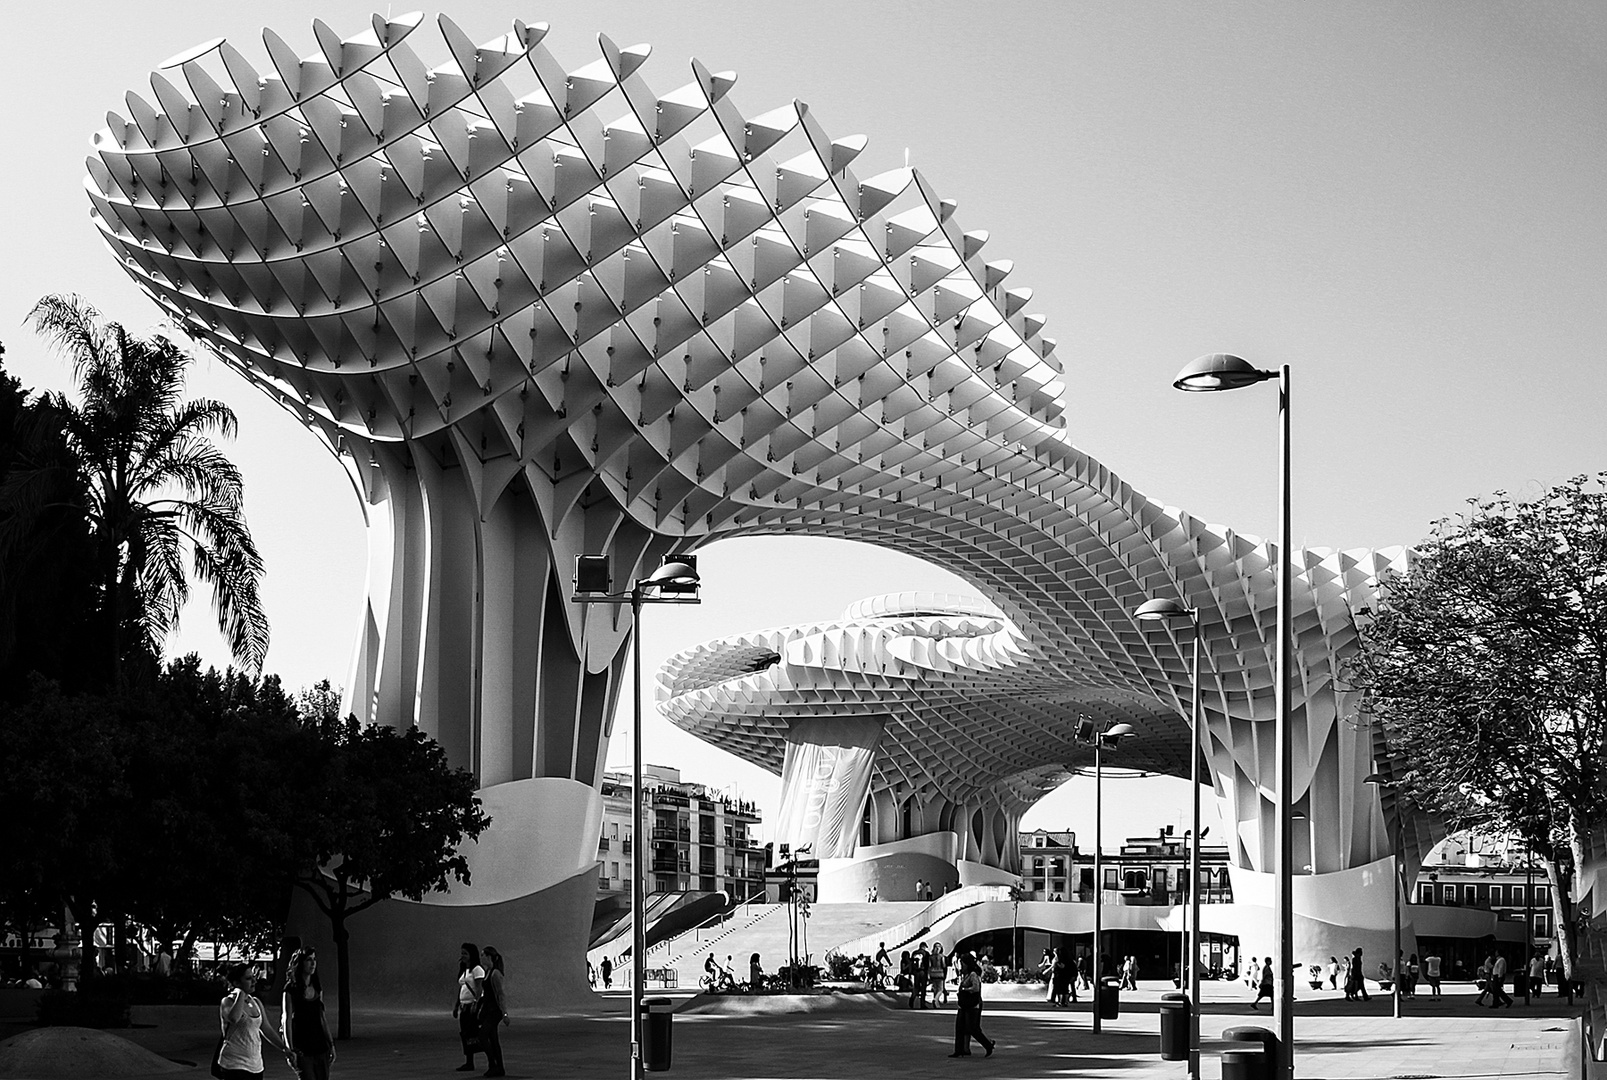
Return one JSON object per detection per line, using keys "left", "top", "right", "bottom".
{"left": 1079, "top": 718, "right": 1134, "bottom": 1034}
{"left": 1136, "top": 596, "right": 1203, "bottom": 1080}
{"left": 574, "top": 555, "right": 702, "bottom": 1080}
{"left": 1174, "top": 352, "right": 1293, "bottom": 1080}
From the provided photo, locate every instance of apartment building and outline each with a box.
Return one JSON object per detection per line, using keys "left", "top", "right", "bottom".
{"left": 597, "top": 765, "right": 766, "bottom": 899}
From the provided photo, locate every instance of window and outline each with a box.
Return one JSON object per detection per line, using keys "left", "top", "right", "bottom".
{"left": 1443, "top": 885, "right": 1457, "bottom": 905}
{"left": 1103, "top": 868, "right": 1119, "bottom": 889}
{"left": 611, "top": 862, "right": 619, "bottom": 878}
{"left": 1420, "top": 884, "right": 1436, "bottom": 904}
{"left": 1535, "top": 913, "right": 1551, "bottom": 937}
{"left": 1488, "top": 885, "right": 1502, "bottom": 906}
{"left": 1508, "top": 885, "right": 1523, "bottom": 907}
{"left": 1464, "top": 885, "right": 1477, "bottom": 906}
{"left": 611, "top": 823, "right": 619, "bottom": 839}
{"left": 1535, "top": 885, "right": 1551, "bottom": 905}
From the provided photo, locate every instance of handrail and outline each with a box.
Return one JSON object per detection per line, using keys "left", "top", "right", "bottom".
{"left": 833, "top": 885, "right": 1011, "bottom": 959}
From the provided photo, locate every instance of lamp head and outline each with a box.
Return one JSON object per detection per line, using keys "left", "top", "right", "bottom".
{"left": 1362, "top": 773, "right": 1391, "bottom": 787}
{"left": 1135, "top": 597, "right": 1195, "bottom": 622}
{"left": 1173, "top": 353, "right": 1275, "bottom": 392}
{"left": 645, "top": 555, "right": 700, "bottom": 594}
{"left": 1105, "top": 723, "right": 1135, "bottom": 739}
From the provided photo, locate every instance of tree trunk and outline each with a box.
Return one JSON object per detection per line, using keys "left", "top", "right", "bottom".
{"left": 333, "top": 907, "right": 352, "bottom": 1040}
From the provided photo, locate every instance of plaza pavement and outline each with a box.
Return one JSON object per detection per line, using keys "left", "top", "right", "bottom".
{"left": 0, "top": 978, "right": 1584, "bottom": 1080}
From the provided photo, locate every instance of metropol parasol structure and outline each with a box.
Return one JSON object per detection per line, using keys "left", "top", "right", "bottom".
{"left": 86, "top": 12, "right": 1436, "bottom": 1007}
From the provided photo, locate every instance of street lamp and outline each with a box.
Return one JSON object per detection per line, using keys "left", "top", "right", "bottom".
{"left": 574, "top": 554, "right": 702, "bottom": 1080}
{"left": 1362, "top": 773, "right": 1404, "bottom": 1020}
{"left": 1078, "top": 717, "right": 1134, "bottom": 1034}
{"left": 1135, "top": 596, "right": 1203, "bottom": 1080}
{"left": 1174, "top": 352, "right": 1293, "bottom": 1080}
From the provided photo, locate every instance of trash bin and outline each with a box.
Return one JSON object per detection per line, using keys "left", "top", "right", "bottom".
{"left": 1221, "top": 1025, "right": 1277, "bottom": 1080}
{"left": 1158, "top": 992, "right": 1190, "bottom": 1060}
{"left": 642, "top": 996, "right": 673, "bottom": 1071}
{"left": 1221, "top": 1046, "right": 1265, "bottom": 1080}
{"left": 1097, "top": 976, "right": 1120, "bottom": 1019}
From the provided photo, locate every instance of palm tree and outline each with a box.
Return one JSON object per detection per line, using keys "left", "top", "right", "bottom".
{"left": 23, "top": 295, "right": 268, "bottom": 683}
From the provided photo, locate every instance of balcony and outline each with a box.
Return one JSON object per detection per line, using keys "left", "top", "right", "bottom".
{"left": 598, "top": 838, "right": 610, "bottom": 852}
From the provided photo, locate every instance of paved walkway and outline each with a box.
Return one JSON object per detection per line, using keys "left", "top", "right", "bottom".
{"left": 0, "top": 979, "right": 1585, "bottom": 1080}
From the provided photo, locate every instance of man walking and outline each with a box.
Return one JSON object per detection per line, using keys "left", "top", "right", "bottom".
{"left": 910, "top": 944, "right": 931, "bottom": 1008}
{"left": 1488, "top": 952, "right": 1513, "bottom": 1008}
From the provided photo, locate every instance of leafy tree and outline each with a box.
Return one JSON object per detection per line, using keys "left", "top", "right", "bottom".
{"left": 0, "top": 344, "right": 103, "bottom": 698}
{"left": 279, "top": 714, "right": 490, "bottom": 1038}
{"left": 1350, "top": 473, "right": 1607, "bottom": 984}
{"left": 23, "top": 295, "right": 268, "bottom": 686}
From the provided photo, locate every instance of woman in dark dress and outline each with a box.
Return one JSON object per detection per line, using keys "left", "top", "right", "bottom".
{"left": 282, "top": 948, "right": 335, "bottom": 1080}
{"left": 949, "top": 950, "right": 995, "bottom": 1058}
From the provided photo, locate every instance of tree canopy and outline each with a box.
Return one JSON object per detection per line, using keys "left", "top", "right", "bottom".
{"left": 1351, "top": 473, "right": 1607, "bottom": 978}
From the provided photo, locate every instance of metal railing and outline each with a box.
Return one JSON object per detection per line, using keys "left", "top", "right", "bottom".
{"left": 832, "top": 885, "right": 1011, "bottom": 960}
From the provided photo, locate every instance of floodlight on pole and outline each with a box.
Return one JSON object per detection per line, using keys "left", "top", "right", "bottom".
{"left": 1135, "top": 595, "right": 1203, "bottom": 1080}
{"left": 1363, "top": 773, "right": 1405, "bottom": 1020}
{"left": 1083, "top": 718, "right": 1136, "bottom": 1034}
{"left": 573, "top": 554, "right": 703, "bottom": 1080}
{"left": 1173, "top": 352, "right": 1292, "bottom": 1080}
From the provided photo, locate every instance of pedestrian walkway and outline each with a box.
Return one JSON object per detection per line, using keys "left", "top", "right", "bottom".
{"left": 1, "top": 978, "right": 1584, "bottom": 1080}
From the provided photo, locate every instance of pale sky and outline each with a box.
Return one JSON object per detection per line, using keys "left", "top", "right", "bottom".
{"left": 3, "top": 2, "right": 1603, "bottom": 846}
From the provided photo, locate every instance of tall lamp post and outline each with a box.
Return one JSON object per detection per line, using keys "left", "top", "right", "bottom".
{"left": 1135, "top": 596, "right": 1203, "bottom": 1080}
{"left": 1079, "top": 717, "right": 1135, "bottom": 1034}
{"left": 574, "top": 554, "right": 702, "bottom": 1080}
{"left": 1362, "top": 774, "right": 1405, "bottom": 1019}
{"left": 1174, "top": 353, "right": 1293, "bottom": 1080}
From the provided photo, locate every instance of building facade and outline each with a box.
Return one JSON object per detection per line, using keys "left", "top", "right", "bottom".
{"left": 1019, "top": 828, "right": 1233, "bottom": 906}
{"left": 597, "top": 765, "right": 765, "bottom": 899}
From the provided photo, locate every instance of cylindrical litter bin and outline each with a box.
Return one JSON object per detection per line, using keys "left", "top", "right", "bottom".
{"left": 642, "top": 996, "right": 673, "bottom": 1071}
{"left": 1221, "top": 1025, "right": 1276, "bottom": 1080}
{"left": 1097, "top": 976, "right": 1120, "bottom": 1019}
{"left": 1221, "top": 1046, "right": 1265, "bottom": 1080}
{"left": 1158, "top": 992, "right": 1190, "bottom": 1060}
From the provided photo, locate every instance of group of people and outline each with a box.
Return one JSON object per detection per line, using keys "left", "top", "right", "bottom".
{"left": 1039, "top": 947, "right": 1086, "bottom": 1006}
{"left": 903, "top": 942, "right": 949, "bottom": 1008}
{"left": 701, "top": 952, "right": 767, "bottom": 992}
{"left": 211, "top": 945, "right": 336, "bottom": 1080}
{"left": 454, "top": 942, "right": 510, "bottom": 1076}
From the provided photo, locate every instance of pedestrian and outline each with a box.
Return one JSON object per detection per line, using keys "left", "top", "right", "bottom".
{"left": 1528, "top": 952, "right": 1546, "bottom": 998}
{"left": 949, "top": 950, "right": 995, "bottom": 1058}
{"left": 1406, "top": 953, "right": 1420, "bottom": 998}
{"left": 929, "top": 942, "right": 947, "bottom": 1006}
{"left": 1423, "top": 952, "right": 1442, "bottom": 997}
{"left": 216, "top": 963, "right": 294, "bottom": 1080}
{"left": 1347, "top": 948, "right": 1370, "bottom": 1001}
{"left": 600, "top": 956, "right": 613, "bottom": 990}
{"left": 1251, "top": 956, "right": 1274, "bottom": 1009}
{"left": 155, "top": 946, "right": 173, "bottom": 978}
{"left": 910, "top": 944, "right": 931, "bottom": 1008}
{"left": 916, "top": 879, "right": 925, "bottom": 901}
{"left": 1488, "top": 952, "right": 1513, "bottom": 1008}
{"left": 1247, "top": 956, "right": 1261, "bottom": 990}
{"left": 870, "top": 884, "right": 878, "bottom": 903}
{"left": 1050, "top": 948, "right": 1071, "bottom": 1006}
{"left": 1121, "top": 955, "right": 1138, "bottom": 990}
{"left": 1326, "top": 956, "right": 1339, "bottom": 990}
{"left": 1039, "top": 949, "right": 1056, "bottom": 1002}
{"left": 925, "top": 884, "right": 934, "bottom": 901}
{"left": 453, "top": 942, "right": 485, "bottom": 1072}
{"left": 479, "top": 946, "right": 508, "bottom": 1078}
{"left": 749, "top": 952, "right": 765, "bottom": 992}
{"left": 1474, "top": 953, "right": 1494, "bottom": 1006}
{"left": 282, "top": 947, "right": 335, "bottom": 1080}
